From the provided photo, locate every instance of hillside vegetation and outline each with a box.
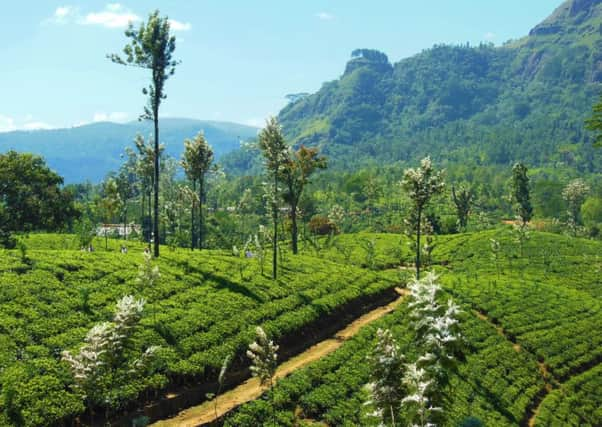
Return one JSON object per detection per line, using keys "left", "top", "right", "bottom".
{"left": 0, "top": 119, "right": 257, "bottom": 183}
{"left": 223, "top": 228, "right": 602, "bottom": 426}
{"left": 223, "top": 0, "right": 602, "bottom": 175}
{"left": 0, "top": 234, "right": 396, "bottom": 425}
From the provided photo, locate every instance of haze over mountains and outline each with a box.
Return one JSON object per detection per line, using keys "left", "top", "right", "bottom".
{"left": 0, "top": 119, "right": 258, "bottom": 182}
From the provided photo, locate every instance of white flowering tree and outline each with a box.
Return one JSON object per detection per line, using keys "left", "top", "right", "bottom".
{"left": 408, "top": 273, "right": 462, "bottom": 385}
{"left": 562, "top": 178, "right": 590, "bottom": 236}
{"left": 258, "top": 117, "right": 290, "bottom": 279}
{"left": 401, "top": 363, "right": 440, "bottom": 427}
{"left": 62, "top": 295, "right": 160, "bottom": 423}
{"left": 365, "top": 328, "right": 406, "bottom": 426}
{"left": 247, "top": 326, "right": 279, "bottom": 424}
{"left": 136, "top": 251, "right": 160, "bottom": 290}
{"left": 247, "top": 326, "right": 279, "bottom": 389}
{"left": 401, "top": 157, "right": 445, "bottom": 279}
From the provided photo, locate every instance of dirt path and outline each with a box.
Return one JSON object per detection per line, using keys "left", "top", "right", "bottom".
{"left": 152, "top": 287, "right": 409, "bottom": 427}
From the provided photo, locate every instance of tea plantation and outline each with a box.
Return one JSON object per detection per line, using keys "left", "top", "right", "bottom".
{"left": 223, "top": 228, "right": 602, "bottom": 427}
{"left": 0, "top": 234, "right": 398, "bottom": 425}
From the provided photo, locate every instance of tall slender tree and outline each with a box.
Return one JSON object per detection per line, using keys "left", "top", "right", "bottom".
{"left": 181, "top": 132, "right": 214, "bottom": 249}
{"left": 511, "top": 162, "right": 533, "bottom": 226}
{"left": 109, "top": 10, "right": 180, "bottom": 257}
{"left": 451, "top": 184, "right": 474, "bottom": 230}
{"left": 401, "top": 157, "right": 445, "bottom": 279}
{"left": 281, "top": 145, "right": 327, "bottom": 254}
{"left": 562, "top": 178, "right": 590, "bottom": 236}
{"left": 258, "top": 117, "right": 289, "bottom": 279}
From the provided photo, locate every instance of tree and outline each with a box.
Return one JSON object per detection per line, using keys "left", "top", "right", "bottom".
{"left": 511, "top": 163, "right": 533, "bottom": 226}
{"left": 247, "top": 326, "right": 279, "bottom": 424}
{"left": 62, "top": 295, "right": 160, "bottom": 424}
{"left": 451, "top": 185, "right": 474, "bottom": 230}
{"left": 0, "top": 151, "right": 79, "bottom": 246}
{"left": 181, "top": 132, "right": 214, "bottom": 249}
{"left": 109, "top": 10, "right": 180, "bottom": 257}
{"left": 128, "top": 134, "right": 162, "bottom": 243}
{"left": 247, "top": 326, "right": 278, "bottom": 386}
{"left": 258, "top": 117, "right": 289, "bottom": 279}
{"left": 562, "top": 178, "right": 590, "bottom": 236}
{"left": 401, "top": 363, "right": 439, "bottom": 427}
{"left": 113, "top": 162, "right": 137, "bottom": 240}
{"left": 585, "top": 92, "right": 602, "bottom": 148}
{"left": 401, "top": 157, "right": 445, "bottom": 279}
{"left": 365, "top": 328, "right": 405, "bottom": 426}
{"left": 281, "top": 145, "right": 327, "bottom": 254}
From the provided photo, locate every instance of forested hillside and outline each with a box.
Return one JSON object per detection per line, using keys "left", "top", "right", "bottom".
{"left": 0, "top": 119, "right": 257, "bottom": 183}
{"left": 225, "top": 0, "right": 602, "bottom": 174}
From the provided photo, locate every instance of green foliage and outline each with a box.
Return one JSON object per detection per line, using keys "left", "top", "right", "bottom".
{"left": 535, "top": 364, "right": 602, "bottom": 426}
{"left": 402, "top": 157, "right": 445, "bottom": 278}
{"left": 220, "top": 3, "right": 602, "bottom": 177}
{"left": 110, "top": 9, "right": 180, "bottom": 257}
{"left": 0, "top": 151, "right": 79, "bottom": 239}
{"left": 224, "top": 228, "right": 602, "bottom": 426}
{"left": 181, "top": 132, "right": 214, "bottom": 249}
{"left": 258, "top": 117, "right": 290, "bottom": 279}
{"left": 511, "top": 163, "right": 533, "bottom": 225}
{"left": 0, "top": 235, "right": 396, "bottom": 424}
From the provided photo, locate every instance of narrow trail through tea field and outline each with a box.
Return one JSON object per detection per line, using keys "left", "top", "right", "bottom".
{"left": 152, "top": 287, "right": 409, "bottom": 427}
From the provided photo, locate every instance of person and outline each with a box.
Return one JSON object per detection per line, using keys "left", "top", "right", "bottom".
{"left": 144, "top": 247, "right": 150, "bottom": 254}
{"left": 245, "top": 249, "right": 253, "bottom": 258}
{"left": 88, "top": 244, "right": 94, "bottom": 252}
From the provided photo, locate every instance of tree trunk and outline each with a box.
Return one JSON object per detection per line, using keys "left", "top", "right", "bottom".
{"left": 123, "top": 205, "right": 127, "bottom": 241}
{"left": 272, "top": 173, "right": 278, "bottom": 280}
{"left": 291, "top": 202, "right": 298, "bottom": 254}
{"left": 416, "top": 208, "right": 422, "bottom": 280}
{"left": 148, "top": 189, "right": 152, "bottom": 244}
{"left": 153, "top": 111, "right": 160, "bottom": 257}
{"left": 199, "top": 177, "right": 205, "bottom": 249}
{"left": 141, "top": 190, "right": 145, "bottom": 236}
{"left": 191, "top": 180, "right": 196, "bottom": 250}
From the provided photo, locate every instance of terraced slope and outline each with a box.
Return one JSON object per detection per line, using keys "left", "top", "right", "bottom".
{"left": 0, "top": 235, "right": 398, "bottom": 426}
{"left": 220, "top": 229, "right": 602, "bottom": 426}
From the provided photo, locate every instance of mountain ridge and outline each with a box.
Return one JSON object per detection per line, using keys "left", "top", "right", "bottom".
{"left": 249, "top": 0, "right": 602, "bottom": 175}
{"left": 0, "top": 118, "right": 258, "bottom": 183}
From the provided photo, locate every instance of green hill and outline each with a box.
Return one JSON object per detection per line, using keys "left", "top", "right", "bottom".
{"left": 225, "top": 0, "right": 602, "bottom": 175}
{"left": 0, "top": 119, "right": 258, "bottom": 183}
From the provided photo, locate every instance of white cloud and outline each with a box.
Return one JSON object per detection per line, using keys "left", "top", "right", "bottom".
{"left": 22, "top": 121, "right": 54, "bottom": 131}
{"left": 169, "top": 19, "right": 191, "bottom": 31}
{"left": 484, "top": 32, "right": 496, "bottom": 41}
{"left": 46, "top": 4, "right": 190, "bottom": 32}
{"left": 316, "top": 12, "right": 334, "bottom": 21}
{"left": 0, "top": 115, "right": 16, "bottom": 133}
{"left": 82, "top": 5, "right": 141, "bottom": 28}
{"left": 0, "top": 115, "right": 54, "bottom": 132}
{"left": 45, "top": 5, "right": 77, "bottom": 24}
{"left": 55, "top": 5, "right": 74, "bottom": 19}
{"left": 93, "top": 112, "right": 129, "bottom": 123}
{"left": 244, "top": 118, "right": 266, "bottom": 128}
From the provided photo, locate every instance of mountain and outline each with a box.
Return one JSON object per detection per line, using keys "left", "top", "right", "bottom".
{"left": 0, "top": 119, "right": 258, "bottom": 183}
{"left": 225, "top": 0, "right": 602, "bottom": 174}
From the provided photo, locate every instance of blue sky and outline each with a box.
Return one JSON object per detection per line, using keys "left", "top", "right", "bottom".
{"left": 0, "top": 0, "right": 561, "bottom": 131}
